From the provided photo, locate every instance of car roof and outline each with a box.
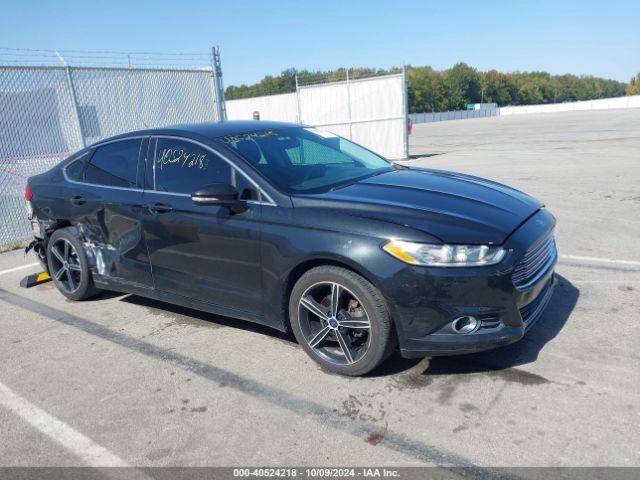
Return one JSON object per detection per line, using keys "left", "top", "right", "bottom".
{"left": 91, "top": 120, "right": 302, "bottom": 146}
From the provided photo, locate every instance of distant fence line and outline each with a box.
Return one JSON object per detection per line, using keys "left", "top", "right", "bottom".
{"left": 409, "top": 108, "right": 498, "bottom": 124}
{"left": 410, "top": 95, "right": 640, "bottom": 124}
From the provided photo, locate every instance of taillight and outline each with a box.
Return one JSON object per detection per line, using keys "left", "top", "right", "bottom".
{"left": 25, "top": 184, "right": 33, "bottom": 201}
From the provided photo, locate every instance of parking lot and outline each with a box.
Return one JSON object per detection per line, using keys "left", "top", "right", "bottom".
{"left": 1, "top": 109, "right": 639, "bottom": 467}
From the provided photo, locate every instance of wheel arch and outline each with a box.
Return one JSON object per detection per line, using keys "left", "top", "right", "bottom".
{"left": 42, "top": 219, "right": 73, "bottom": 242}
{"left": 28, "top": 220, "right": 74, "bottom": 273}
{"left": 281, "top": 254, "right": 382, "bottom": 332}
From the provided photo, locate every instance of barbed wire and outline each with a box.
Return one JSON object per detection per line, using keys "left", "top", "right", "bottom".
{"left": 296, "top": 68, "right": 402, "bottom": 87}
{"left": 0, "top": 47, "right": 213, "bottom": 69}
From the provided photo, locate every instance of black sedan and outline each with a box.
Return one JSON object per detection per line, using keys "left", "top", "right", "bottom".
{"left": 25, "top": 121, "right": 557, "bottom": 376}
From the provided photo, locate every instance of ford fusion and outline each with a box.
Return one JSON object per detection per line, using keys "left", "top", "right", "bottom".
{"left": 25, "top": 121, "right": 557, "bottom": 376}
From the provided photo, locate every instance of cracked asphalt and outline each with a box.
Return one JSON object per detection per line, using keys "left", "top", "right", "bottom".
{"left": 1, "top": 109, "right": 639, "bottom": 467}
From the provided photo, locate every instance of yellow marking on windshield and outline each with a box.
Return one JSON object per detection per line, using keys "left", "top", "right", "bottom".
{"left": 222, "top": 130, "right": 278, "bottom": 144}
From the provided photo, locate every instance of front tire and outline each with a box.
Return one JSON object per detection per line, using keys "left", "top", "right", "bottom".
{"left": 289, "top": 266, "right": 395, "bottom": 376}
{"left": 47, "top": 227, "right": 99, "bottom": 301}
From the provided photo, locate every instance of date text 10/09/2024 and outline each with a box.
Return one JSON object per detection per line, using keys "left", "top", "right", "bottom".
{"left": 233, "top": 468, "right": 400, "bottom": 478}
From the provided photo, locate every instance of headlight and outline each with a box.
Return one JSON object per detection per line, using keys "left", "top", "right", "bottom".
{"left": 382, "top": 240, "right": 506, "bottom": 267}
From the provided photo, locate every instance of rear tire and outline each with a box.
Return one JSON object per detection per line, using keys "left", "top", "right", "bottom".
{"left": 47, "top": 227, "right": 99, "bottom": 301}
{"left": 289, "top": 265, "right": 395, "bottom": 376}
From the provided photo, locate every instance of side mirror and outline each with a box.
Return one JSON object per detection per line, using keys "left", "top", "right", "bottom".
{"left": 191, "top": 183, "right": 238, "bottom": 205}
{"left": 191, "top": 183, "right": 248, "bottom": 214}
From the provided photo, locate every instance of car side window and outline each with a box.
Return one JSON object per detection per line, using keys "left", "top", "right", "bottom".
{"left": 64, "top": 154, "right": 88, "bottom": 181}
{"left": 84, "top": 139, "right": 141, "bottom": 188}
{"left": 154, "top": 138, "right": 231, "bottom": 194}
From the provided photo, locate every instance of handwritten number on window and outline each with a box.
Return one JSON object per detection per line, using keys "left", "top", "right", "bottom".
{"left": 156, "top": 148, "right": 209, "bottom": 170}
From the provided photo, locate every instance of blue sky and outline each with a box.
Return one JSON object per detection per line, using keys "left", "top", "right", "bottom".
{"left": 2, "top": 0, "right": 638, "bottom": 86}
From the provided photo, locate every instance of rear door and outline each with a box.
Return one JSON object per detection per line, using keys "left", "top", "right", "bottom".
{"left": 65, "top": 137, "right": 153, "bottom": 288}
{"left": 141, "top": 136, "right": 263, "bottom": 318}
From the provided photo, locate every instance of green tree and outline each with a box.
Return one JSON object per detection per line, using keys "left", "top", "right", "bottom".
{"left": 407, "top": 66, "right": 447, "bottom": 113}
{"left": 627, "top": 73, "right": 640, "bottom": 95}
{"left": 481, "top": 70, "right": 517, "bottom": 105}
{"left": 442, "top": 63, "right": 481, "bottom": 110}
{"left": 518, "top": 80, "right": 544, "bottom": 105}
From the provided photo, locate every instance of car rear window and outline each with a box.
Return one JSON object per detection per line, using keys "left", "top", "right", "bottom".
{"left": 84, "top": 139, "right": 141, "bottom": 188}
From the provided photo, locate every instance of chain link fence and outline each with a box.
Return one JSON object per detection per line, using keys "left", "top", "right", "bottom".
{"left": 1, "top": 54, "right": 225, "bottom": 248}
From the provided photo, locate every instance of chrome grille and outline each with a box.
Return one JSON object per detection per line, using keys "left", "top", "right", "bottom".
{"left": 512, "top": 232, "right": 557, "bottom": 290}
{"left": 520, "top": 279, "right": 554, "bottom": 329}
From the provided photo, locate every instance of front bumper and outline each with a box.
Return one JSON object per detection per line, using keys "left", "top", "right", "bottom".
{"left": 378, "top": 209, "right": 558, "bottom": 358}
{"left": 398, "top": 272, "right": 555, "bottom": 357}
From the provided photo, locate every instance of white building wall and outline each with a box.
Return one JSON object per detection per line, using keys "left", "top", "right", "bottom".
{"left": 500, "top": 95, "right": 640, "bottom": 116}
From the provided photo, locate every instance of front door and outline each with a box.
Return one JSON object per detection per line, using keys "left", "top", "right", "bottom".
{"left": 141, "top": 136, "right": 263, "bottom": 318}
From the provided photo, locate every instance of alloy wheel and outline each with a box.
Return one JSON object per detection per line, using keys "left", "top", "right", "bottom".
{"left": 298, "top": 281, "right": 372, "bottom": 365}
{"left": 50, "top": 238, "right": 82, "bottom": 294}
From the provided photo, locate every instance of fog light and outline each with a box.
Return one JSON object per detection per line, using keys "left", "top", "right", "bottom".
{"left": 452, "top": 316, "right": 479, "bottom": 334}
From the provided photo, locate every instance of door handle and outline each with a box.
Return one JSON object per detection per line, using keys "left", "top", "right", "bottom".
{"left": 147, "top": 203, "right": 173, "bottom": 214}
{"left": 70, "top": 195, "right": 86, "bottom": 206}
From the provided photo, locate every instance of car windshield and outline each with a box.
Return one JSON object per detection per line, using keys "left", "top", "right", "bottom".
{"left": 218, "top": 126, "right": 395, "bottom": 193}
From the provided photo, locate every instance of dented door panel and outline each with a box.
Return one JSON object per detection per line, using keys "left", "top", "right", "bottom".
{"left": 73, "top": 186, "right": 153, "bottom": 289}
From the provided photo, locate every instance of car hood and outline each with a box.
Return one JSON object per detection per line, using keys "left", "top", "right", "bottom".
{"left": 291, "top": 168, "right": 543, "bottom": 244}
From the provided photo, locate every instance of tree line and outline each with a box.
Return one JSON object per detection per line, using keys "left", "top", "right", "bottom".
{"left": 225, "top": 63, "right": 638, "bottom": 113}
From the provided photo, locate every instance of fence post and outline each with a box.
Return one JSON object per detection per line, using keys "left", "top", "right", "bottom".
{"left": 401, "top": 65, "right": 409, "bottom": 159}
{"left": 208, "top": 62, "right": 219, "bottom": 122}
{"left": 295, "top": 73, "right": 302, "bottom": 124}
{"left": 210, "top": 46, "right": 227, "bottom": 122}
{"left": 64, "top": 65, "right": 85, "bottom": 148}
{"left": 345, "top": 68, "right": 353, "bottom": 139}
